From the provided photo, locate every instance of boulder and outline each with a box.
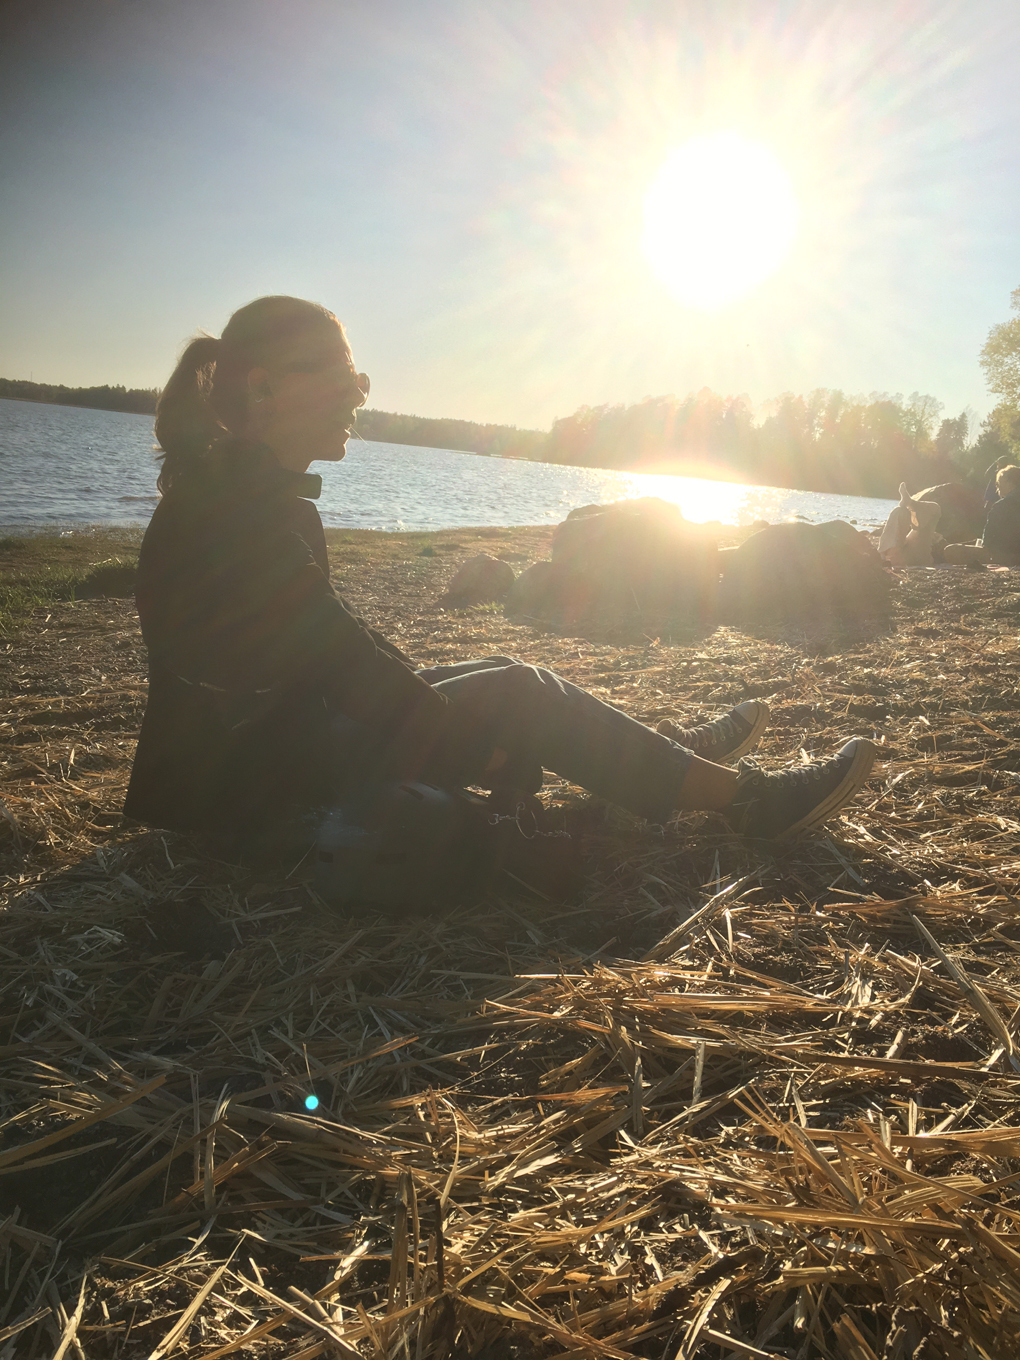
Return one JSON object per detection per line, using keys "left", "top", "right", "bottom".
{"left": 504, "top": 560, "right": 558, "bottom": 618}
{"left": 564, "top": 495, "right": 681, "bottom": 524}
{"left": 508, "top": 498, "right": 718, "bottom": 628}
{"left": 913, "top": 483, "right": 985, "bottom": 543}
{"left": 718, "top": 521, "right": 892, "bottom": 623}
{"left": 439, "top": 553, "right": 515, "bottom": 606}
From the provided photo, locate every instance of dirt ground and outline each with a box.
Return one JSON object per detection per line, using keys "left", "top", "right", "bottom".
{"left": 3, "top": 526, "right": 1020, "bottom": 1358}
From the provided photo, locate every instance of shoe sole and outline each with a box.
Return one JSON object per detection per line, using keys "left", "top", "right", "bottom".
{"left": 775, "top": 740, "right": 877, "bottom": 842}
{"left": 657, "top": 699, "right": 770, "bottom": 764}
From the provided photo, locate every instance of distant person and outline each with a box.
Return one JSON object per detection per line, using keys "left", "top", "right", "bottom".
{"left": 983, "top": 458, "right": 1008, "bottom": 516}
{"left": 878, "top": 483, "right": 941, "bottom": 566}
{"left": 982, "top": 464, "right": 1020, "bottom": 566}
{"left": 124, "top": 295, "right": 876, "bottom": 862}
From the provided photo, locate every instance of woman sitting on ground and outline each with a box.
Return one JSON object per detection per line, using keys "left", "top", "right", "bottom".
{"left": 124, "top": 295, "right": 876, "bottom": 857}
{"left": 982, "top": 464, "right": 1020, "bottom": 567}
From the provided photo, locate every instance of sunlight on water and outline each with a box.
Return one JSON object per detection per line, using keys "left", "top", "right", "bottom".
{"left": 0, "top": 399, "right": 899, "bottom": 532}
{"left": 626, "top": 472, "right": 776, "bottom": 524}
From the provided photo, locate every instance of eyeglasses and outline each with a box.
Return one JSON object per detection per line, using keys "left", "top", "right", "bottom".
{"left": 285, "top": 360, "right": 370, "bottom": 405}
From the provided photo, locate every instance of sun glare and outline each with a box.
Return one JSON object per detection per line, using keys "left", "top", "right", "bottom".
{"left": 642, "top": 133, "right": 799, "bottom": 310}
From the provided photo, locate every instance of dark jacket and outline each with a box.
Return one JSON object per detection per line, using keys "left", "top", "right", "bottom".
{"left": 983, "top": 490, "right": 1020, "bottom": 566}
{"left": 124, "top": 443, "right": 463, "bottom": 836}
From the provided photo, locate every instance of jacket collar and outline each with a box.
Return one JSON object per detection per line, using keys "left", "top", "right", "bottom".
{"left": 213, "top": 440, "right": 322, "bottom": 500}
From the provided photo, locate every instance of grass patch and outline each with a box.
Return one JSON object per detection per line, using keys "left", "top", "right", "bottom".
{"left": 321, "top": 524, "right": 540, "bottom": 567}
{"left": 0, "top": 524, "right": 545, "bottom": 635}
{"left": 0, "top": 528, "right": 142, "bottom": 633}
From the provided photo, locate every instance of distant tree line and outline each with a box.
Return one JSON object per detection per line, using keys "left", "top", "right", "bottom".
{"left": 358, "top": 387, "right": 1020, "bottom": 499}
{"left": 356, "top": 393, "right": 1002, "bottom": 498}
{"left": 8, "top": 325, "right": 1020, "bottom": 501}
{"left": 0, "top": 376, "right": 159, "bottom": 415}
{"left": 353, "top": 407, "right": 547, "bottom": 459}
{"left": 538, "top": 389, "right": 985, "bottom": 498}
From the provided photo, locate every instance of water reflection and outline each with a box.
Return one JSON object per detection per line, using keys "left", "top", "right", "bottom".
{"left": 317, "top": 443, "right": 898, "bottom": 533}
{"left": 0, "top": 399, "right": 899, "bottom": 532}
{"left": 621, "top": 471, "right": 788, "bottom": 525}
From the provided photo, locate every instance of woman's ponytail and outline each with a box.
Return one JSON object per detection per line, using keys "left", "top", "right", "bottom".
{"left": 154, "top": 335, "right": 223, "bottom": 493}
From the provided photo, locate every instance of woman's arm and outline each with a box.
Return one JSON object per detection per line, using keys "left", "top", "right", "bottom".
{"left": 234, "top": 527, "right": 486, "bottom": 780}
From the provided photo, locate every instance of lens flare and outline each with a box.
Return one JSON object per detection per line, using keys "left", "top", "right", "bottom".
{"left": 642, "top": 133, "right": 799, "bottom": 310}
{"left": 304, "top": 1094, "right": 320, "bottom": 1111}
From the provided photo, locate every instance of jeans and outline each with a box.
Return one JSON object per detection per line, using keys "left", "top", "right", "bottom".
{"left": 415, "top": 656, "right": 695, "bottom": 824}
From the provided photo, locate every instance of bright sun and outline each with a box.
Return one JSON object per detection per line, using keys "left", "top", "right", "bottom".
{"left": 641, "top": 133, "right": 799, "bottom": 310}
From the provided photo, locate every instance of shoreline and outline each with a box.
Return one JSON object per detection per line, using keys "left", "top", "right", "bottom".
{"left": 0, "top": 483, "right": 900, "bottom": 538}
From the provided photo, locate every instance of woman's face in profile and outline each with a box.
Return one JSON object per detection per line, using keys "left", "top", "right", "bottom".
{"left": 255, "top": 324, "right": 369, "bottom": 471}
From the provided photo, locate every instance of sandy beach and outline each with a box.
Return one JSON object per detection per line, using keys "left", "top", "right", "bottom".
{"left": 3, "top": 526, "right": 1020, "bottom": 1357}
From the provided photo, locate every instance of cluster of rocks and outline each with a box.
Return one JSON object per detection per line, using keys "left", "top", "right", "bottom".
{"left": 438, "top": 494, "right": 898, "bottom": 631}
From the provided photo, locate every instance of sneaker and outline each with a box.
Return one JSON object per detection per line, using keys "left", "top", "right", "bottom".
{"left": 729, "top": 738, "right": 877, "bottom": 841}
{"left": 657, "top": 699, "right": 770, "bottom": 764}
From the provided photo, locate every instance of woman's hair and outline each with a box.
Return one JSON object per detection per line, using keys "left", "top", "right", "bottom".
{"left": 154, "top": 295, "right": 343, "bottom": 492}
{"left": 996, "top": 464, "right": 1020, "bottom": 495}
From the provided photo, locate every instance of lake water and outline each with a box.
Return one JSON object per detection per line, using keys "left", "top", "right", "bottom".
{"left": 0, "top": 397, "right": 898, "bottom": 532}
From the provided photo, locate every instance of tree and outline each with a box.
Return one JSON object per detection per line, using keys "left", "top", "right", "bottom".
{"left": 980, "top": 287, "right": 1020, "bottom": 408}
{"left": 935, "top": 412, "right": 969, "bottom": 463}
{"left": 952, "top": 408, "right": 1012, "bottom": 487}
{"left": 903, "top": 391, "right": 944, "bottom": 445}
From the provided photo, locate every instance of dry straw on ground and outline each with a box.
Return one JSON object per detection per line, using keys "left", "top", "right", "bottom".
{"left": 3, "top": 526, "right": 1020, "bottom": 1358}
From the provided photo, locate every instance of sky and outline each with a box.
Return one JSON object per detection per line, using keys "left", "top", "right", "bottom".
{"left": 2, "top": 0, "right": 1020, "bottom": 433}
